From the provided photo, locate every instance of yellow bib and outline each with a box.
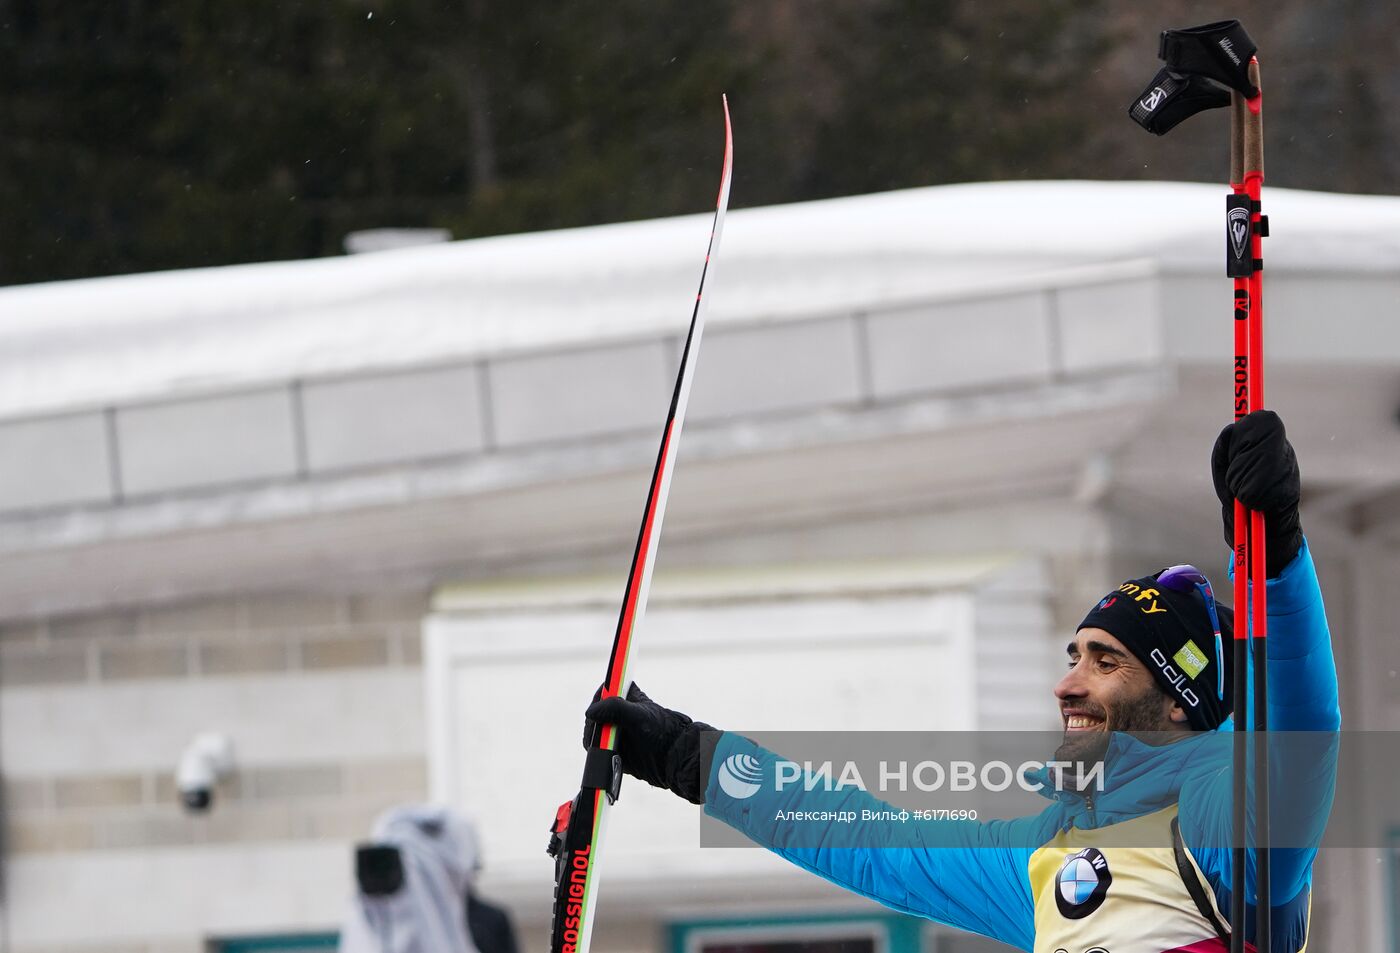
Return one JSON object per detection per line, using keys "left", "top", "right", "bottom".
{"left": 1027, "top": 805, "right": 1230, "bottom": 953}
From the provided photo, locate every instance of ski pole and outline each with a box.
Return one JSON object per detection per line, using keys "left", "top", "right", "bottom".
{"left": 1232, "top": 56, "right": 1271, "bottom": 953}
{"left": 544, "top": 96, "right": 733, "bottom": 953}
{"left": 1128, "top": 20, "right": 1268, "bottom": 951}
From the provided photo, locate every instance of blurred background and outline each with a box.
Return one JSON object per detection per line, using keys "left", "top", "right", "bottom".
{"left": 2, "top": 2, "right": 1399, "bottom": 952}
{"left": 4, "top": 0, "right": 1400, "bottom": 286}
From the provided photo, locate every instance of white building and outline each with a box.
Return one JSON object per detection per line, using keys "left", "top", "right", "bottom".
{"left": 0, "top": 181, "right": 1397, "bottom": 953}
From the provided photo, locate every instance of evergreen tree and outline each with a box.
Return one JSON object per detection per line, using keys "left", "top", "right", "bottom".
{"left": 0, "top": 0, "right": 1393, "bottom": 286}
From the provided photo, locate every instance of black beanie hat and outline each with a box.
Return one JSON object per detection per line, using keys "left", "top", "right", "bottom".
{"left": 1077, "top": 568, "right": 1235, "bottom": 731}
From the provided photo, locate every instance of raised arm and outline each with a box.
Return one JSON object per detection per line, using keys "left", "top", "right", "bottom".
{"left": 1184, "top": 411, "right": 1339, "bottom": 948}
{"left": 705, "top": 732, "right": 1042, "bottom": 949}
{"left": 1209, "top": 411, "right": 1340, "bottom": 730}
{"left": 588, "top": 690, "right": 1041, "bottom": 951}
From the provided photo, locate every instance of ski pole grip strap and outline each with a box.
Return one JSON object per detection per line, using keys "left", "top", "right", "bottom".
{"left": 1129, "top": 67, "right": 1230, "bottom": 135}
{"left": 1159, "top": 20, "right": 1258, "bottom": 97}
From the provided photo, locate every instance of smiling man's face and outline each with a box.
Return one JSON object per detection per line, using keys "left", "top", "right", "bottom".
{"left": 1053, "top": 627, "right": 1189, "bottom": 765}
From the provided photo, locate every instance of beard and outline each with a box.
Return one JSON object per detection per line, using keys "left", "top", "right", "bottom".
{"left": 1053, "top": 685, "right": 1176, "bottom": 777}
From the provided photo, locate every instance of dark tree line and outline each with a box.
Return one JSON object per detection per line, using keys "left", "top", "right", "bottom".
{"left": 0, "top": 0, "right": 1395, "bottom": 286}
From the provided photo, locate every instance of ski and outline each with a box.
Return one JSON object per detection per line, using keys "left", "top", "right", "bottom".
{"left": 545, "top": 95, "right": 733, "bottom": 953}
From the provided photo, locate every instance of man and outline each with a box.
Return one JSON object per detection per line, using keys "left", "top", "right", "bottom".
{"left": 587, "top": 411, "right": 1338, "bottom": 953}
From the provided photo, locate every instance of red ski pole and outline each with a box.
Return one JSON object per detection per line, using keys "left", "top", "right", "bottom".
{"left": 1128, "top": 20, "right": 1269, "bottom": 951}
{"left": 1230, "top": 57, "right": 1270, "bottom": 953}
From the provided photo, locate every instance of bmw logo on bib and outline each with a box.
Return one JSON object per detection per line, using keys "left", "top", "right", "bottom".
{"left": 1054, "top": 847, "right": 1112, "bottom": 919}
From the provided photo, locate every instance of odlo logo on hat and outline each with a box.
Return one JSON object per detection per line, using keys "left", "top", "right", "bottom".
{"left": 717, "top": 752, "right": 764, "bottom": 799}
{"left": 1054, "top": 847, "right": 1112, "bottom": 920}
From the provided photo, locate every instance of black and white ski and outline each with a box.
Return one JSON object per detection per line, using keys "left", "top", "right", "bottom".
{"left": 545, "top": 95, "right": 733, "bottom": 953}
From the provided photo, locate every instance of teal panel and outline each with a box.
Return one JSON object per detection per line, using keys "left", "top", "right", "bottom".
{"left": 1391, "top": 828, "right": 1400, "bottom": 953}
{"left": 669, "top": 910, "right": 922, "bottom": 953}
{"left": 218, "top": 934, "right": 339, "bottom": 953}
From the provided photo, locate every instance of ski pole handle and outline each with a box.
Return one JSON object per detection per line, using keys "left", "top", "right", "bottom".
{"left": 1231, "top": 60, "right": 1263, "bottom": 183}
{"left": 1229, "top": 88, "right": 1243, "bottom": 186}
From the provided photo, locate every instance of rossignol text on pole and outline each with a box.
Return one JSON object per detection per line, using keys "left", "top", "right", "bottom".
{"left": 1128, "top": 19, "right": 1270, "bottom": 953}
{"left": 544, "top": 96, "right": 733, "bottom": 953}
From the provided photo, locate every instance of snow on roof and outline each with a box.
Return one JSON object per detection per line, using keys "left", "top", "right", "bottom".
{"left": 2, "top": 180, "right": 1400, "bottom": 419}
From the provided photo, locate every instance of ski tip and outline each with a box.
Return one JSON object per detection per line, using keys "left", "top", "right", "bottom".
{"left": 719, "top": 95, "right": 733, "bottom": 195}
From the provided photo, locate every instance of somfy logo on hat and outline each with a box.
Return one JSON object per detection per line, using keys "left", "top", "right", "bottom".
{"left": 1116, "top": 582, "right": 1167, "bottom": 615}
{"left": 718, "top": 752, "right": 764, "bottom": 799}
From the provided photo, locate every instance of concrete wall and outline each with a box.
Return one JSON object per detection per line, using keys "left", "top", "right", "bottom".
{"left": 0, "top": 588, "right": 430, "bottom": 953}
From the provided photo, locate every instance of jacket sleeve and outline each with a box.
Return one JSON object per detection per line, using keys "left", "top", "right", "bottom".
{"left": 1180, "top": 537, "right": 1339, "bottom": 945}
{"left": 1238, "top": 537, "right": 1342, "bottom": 733}
{"left": 704, "top": 731, "right": 1039, "bottom": 951}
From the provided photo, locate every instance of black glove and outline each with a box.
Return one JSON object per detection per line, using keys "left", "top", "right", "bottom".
{"left": 584, "top": 684, "right": 719, "bottom": 805}
{"left": 1211, "top": 410, "right": 1302, "bottom": 577}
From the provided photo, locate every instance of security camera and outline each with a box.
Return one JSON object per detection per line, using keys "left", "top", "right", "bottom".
{"left": 176, "top": 733, "right": 235, "bottom": 812}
